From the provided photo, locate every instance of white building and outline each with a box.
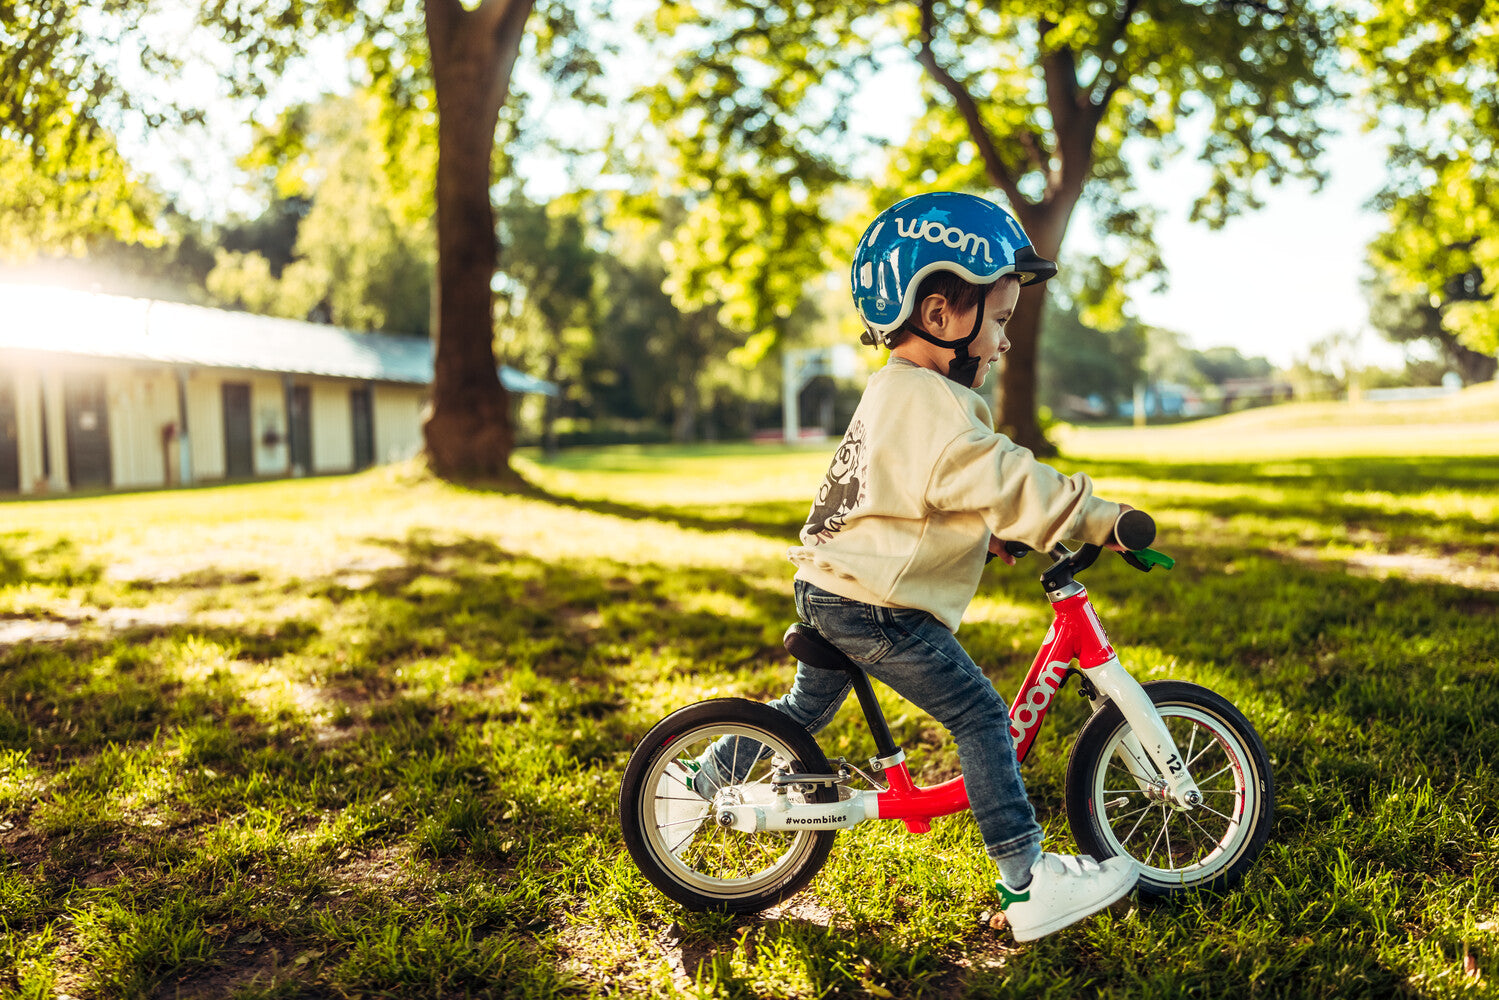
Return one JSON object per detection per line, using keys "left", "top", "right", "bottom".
{"left": 0, "top": 284, "right": 549, "bottom": 495}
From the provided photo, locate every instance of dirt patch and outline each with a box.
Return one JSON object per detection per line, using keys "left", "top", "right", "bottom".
{"left": 157, "top": 930, "right": 311, "bottom": 1000}
{"left": 324, "top": 842, "right": 428, "bottom": 904}
{"left": 0, "top": 823, "right": 49, "bottom": 869}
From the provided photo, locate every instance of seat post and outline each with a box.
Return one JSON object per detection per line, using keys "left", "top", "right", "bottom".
{"left": 783, "top": 623, "right": 902, "bottom": 760}
{"left": 848, "top": 671, "right": 899, "bottom": 759}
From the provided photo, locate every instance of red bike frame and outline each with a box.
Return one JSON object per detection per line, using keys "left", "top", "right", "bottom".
{"left": 870, "top": 588, "right": 1115, "bottom": 833}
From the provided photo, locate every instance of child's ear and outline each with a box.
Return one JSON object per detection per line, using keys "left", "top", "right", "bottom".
{"left": 918, "top": 293, "right": 949, "bottom": 332}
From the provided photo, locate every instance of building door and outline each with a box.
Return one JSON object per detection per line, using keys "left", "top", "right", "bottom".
{"left": 222, "top": 382, "right": 253, "bottom": 479}
{"left": 350, "top": 386, "right": 374, "bottom": 470}
{"left": 288, "top": 384, "right": 312, "bottom": 475}
{"left": 0, "top": 377, "right": 19, "bottom": 492}
{"left": 64, "top": 375, "right": 111, "bottom": 489}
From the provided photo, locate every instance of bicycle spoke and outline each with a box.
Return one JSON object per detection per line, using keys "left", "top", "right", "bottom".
{"left": 1145, "top": 805, "right": 1169, "bottom": 867}
{"left": 1183, "top": 809, "right": 1224, "bottom": 846}
{"left": 1186, "top": 739, "right": 1220, "bottom": 771}
{"left": 1121, "top": 802, "right": 1153, "bottom": 847}
{"left": 1111, "top": 803, "right": 1154, "bottom": 823}
{"left": 1184, "top": 724, "right": 1198, "bottom": 770}
{"left": 1163, "top": 809, "right": 1176, "bottom": 870}
{"left": 1196, "top": 763, "right": 1236, "bottom": 786}
{"left": 668, "top": 827, "right": 697, "bottom": 856}
{"left": 754, "top": 834, "right": 780, "bottom": 868}
{"left": 1195, "top": 801, "right": 1239, "bottom": 824}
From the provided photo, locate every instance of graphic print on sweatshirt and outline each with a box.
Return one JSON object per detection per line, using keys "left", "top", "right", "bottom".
{"left": 804, "top": 419, "right": 868, "bottom": 544}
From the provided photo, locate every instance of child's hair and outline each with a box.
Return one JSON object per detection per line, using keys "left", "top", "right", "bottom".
{"left": 885, "top": 271, "right": 1018, "bottom": 348}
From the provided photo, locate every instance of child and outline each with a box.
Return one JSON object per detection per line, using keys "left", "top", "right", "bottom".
{"left": 678, "top": 192, "right": 1139, "bottom": 941}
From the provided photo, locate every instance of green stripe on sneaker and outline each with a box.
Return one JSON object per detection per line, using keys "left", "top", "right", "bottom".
{"left": 996, "top": 880, "right": 1031, "bottom": 909}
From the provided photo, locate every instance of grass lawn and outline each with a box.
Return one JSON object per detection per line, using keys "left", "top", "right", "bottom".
{"left": 1, "top": 397, "right": 1498, "bottom": 999}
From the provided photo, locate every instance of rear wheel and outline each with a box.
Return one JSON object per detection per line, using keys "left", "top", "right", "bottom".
{"left": 619, "top": 699, "right": 838, "bottom": 913}
{"left": 1065, "top": 680, "right": 1274, "bottom": 896}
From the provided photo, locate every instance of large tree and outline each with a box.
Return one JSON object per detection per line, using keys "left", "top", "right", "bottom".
{"left": 7, "top": 0, "right": 581, "bottom": 478}
{"left": 1357, "top": 0, "right": 1499, "bottom": 367}
{"left": 199, "top": 0, "right": 599, "bottom": 479}
{"left": 643, "top": 0, "right": 1344, "bottom": 453}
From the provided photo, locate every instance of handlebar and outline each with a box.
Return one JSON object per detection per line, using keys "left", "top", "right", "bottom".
{"left": 1114, "top": 508, "right": 1156, "bottom": 550}
{"left": 994, "top": 510, "right": 1175, "bottom": 582}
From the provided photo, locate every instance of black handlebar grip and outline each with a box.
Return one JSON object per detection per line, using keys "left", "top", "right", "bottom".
{"left": 1114, "top": 509, "right": 1156, "bottom": 551}
{"left": 1003, "top": 540, "right": 1032, "bottom": 559}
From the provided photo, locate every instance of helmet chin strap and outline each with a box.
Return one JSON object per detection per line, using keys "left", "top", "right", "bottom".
{"left": 903, "top": 285, "right": 989, "bottom": 388}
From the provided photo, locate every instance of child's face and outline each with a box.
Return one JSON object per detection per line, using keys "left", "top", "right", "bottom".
{"left": 897, "top": 277, "right": 1022, "bottom": 386}
{"left": 966, "top": 279, "right": 1020, "bottom": 387}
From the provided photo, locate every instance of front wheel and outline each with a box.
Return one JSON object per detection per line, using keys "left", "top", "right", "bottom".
{"left": 1065, "top": 680, "right": 1274, "bottom": 897}
{"left": 619, "top": 698, "right": 838, "bottom": 913}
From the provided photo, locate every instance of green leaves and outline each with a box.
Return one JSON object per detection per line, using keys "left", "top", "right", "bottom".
{"left": 0, "top": 1, "right": 174, "bottom": 256}
{"left": 633, "top": 0, "right": 1343, "bottom": 420}
{"left": 206, "top": 91, "right": 436, "bottom": 335}
{"left": 1358, "top": 2, "right": 1499, "bottom": 359}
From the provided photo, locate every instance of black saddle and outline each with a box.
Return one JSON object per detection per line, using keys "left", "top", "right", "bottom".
{"left": 783, "top": 623, "right": 861, "bottom": 675}
{"left": 782, "top": 623, "right": 898, "bottom": 758}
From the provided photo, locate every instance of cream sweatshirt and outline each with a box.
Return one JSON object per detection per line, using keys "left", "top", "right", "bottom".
{"left": 789, "top": 358, "right": 1122, "bottom": 632}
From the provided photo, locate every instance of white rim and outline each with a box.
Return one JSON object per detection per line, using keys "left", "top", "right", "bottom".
{"left": 1088, "top": 704, "right": 1259, "bottom": 887}
{"left": 641, "top": 723, "right": 825, "bottom": 900}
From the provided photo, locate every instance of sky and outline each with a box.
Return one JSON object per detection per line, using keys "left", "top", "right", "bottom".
{"left": 1115, "top": 120, "right": 1399, "bottom": 370}
{"left": 113, "top": 5, "right": 1407, "bottom": 373}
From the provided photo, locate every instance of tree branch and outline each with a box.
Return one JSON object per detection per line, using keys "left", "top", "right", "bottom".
{"left": 1017, "top": 128, "right": 1052, "bottom": 177}
{"left": 1038, "top": 17, "right": 1093, "bottom": 203}
{"left": 1087, "top": 0, "right": 1141, "bottom": 125}
{"left": 911, "top": 0, "right": 1029, "bottom": 209}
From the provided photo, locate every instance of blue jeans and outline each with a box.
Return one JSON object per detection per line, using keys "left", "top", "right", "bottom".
{"left": 701, "top": 579, "right": 1043, "bottom": 884}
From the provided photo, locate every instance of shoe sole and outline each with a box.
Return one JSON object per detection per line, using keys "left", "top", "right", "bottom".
{"left": 1009, "top": 866, "right": 1139, "bottom": 942}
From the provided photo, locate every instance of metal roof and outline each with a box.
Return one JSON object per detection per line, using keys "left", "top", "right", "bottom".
{"left": 0, "top": 283, "right": 555, "bottom": 394}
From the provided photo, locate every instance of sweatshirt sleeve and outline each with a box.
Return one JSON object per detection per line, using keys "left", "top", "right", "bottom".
{"left": 926, "top": 421, "right": 1122, "bottom": 550}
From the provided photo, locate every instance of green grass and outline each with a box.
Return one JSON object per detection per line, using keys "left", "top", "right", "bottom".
{"left": 1, "top": 406, "right": 1497, "bottom": 998}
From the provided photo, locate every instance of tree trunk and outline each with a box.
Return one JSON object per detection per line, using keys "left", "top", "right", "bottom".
{"left": 421, "top": 0, "right": 535, "bottom": 481}
{"left": 1450, "top": 337, "right": 1498, "bottom": 385}
{"left": 996, "top": 281, "right": 1052, "bottom": 454}
{"left": 995, "top": 200, "right": 1075, "bottom": 456}
{"left": 542, "top": 353, "right": 560, "bottom": 457}
{"left": 672, "top": 381, "right": 699, "bottom": 443}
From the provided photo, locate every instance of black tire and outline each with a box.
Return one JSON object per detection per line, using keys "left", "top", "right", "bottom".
{"left": 619, "top": 698, "right": 839, "bottom": 913}
{"left": 1065, "top": 680, "right": 1274, "bottom": 897}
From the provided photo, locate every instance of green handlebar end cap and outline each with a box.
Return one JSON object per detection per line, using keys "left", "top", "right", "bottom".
{"left": 1134, "top": 547, "right": 1175, "bottom": 570}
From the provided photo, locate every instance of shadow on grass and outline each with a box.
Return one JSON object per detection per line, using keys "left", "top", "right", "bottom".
{"left": 499, "top": 478, "right": 809, "bottom": 542}
{"left": 2, "top": 454, "right": 1498, "bottom": 996}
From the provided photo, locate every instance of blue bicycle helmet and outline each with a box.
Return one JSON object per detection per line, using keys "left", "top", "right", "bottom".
{"left": 851, "top": 192, "right": 1056, "bottom": 386}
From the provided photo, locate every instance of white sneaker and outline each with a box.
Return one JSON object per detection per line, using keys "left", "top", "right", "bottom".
{"left": 655, "top": 760, "right": 710, "bottom": 860}
{"left": 998, "top": 852, "right": 1139, "bottom": 942}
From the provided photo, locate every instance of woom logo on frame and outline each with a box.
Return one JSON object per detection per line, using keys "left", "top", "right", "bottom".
{"left": 895, "top": 217, "right": 994, "bottom": 263}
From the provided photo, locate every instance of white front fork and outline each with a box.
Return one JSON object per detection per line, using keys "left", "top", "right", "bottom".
{"left": 1083, "top": 656, "right": 1202, "bottom": 807}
